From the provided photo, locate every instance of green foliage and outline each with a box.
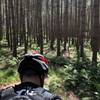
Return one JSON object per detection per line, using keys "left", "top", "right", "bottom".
{"left": 49, "top": 56, "right": 70, "bottom": 66}
{"left": 0, "top": 48, "right": 10, "bottom": 57}
{"left": 48, "top": 69, "right": 66, "bottom": 99}
{"left": 49, "top": 69, "right": 61, "bottom": 92}
{"left": 49, "top": 79, "right": 61, "bottom": 93}
{"left": 0, "top": 51, "right": 18, "bottom": 85}
{"left": 0, "top": 42, "right": 100, "bottom": 99}
{"left": 48, "top": 56, "right": 100, "bottom": 99}
{"left": 6, "top": 57, "right": 17, "bottom": 66}
{"left": 0, "top": 67, "right": 18, "bottom": 85}
{"left": 63, "top": 61, "right": 100, "bottom": 99}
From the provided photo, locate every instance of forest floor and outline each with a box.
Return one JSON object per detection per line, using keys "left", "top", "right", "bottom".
{"left": 0, "top": 44, "right": 100, "bottom": 100}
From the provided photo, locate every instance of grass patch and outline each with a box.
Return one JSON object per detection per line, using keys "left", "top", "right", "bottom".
{"left": 0, "top": 67, "right": 19, "bottom": 85}
{"left": 48, "top": 68, "right": 66, "bottom": 100}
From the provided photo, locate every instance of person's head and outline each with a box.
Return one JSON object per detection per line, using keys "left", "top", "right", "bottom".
{"left": 18, "top": 53, "right": 48, "bottom": 87}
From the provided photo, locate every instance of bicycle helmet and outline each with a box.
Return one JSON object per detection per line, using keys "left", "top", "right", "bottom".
{"left": 18, "top": 53, "right": 48, "bottom": 76}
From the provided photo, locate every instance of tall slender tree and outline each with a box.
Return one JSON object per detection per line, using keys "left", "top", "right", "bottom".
{"left": 91, "top": 0, "right": 99, "bottom": 66}
{"left": 10, "top": 0, "right": 17, "bottom": 57}
{"left": 37, "top": 0, "right": 43, "bottom": 54}
{"left": 79, "top": 0, "right": 86, "bottom": 60}
{"left": 63, "top": 0, "right": 68, "bottom": 51}
{"left": 50, "top": 0, "right": 55, "bottom": 50}
{"left": 0, "top": 0, "right": 2, "bottom": 43}
{"left": 56, "top": 0, "right": 61, "bottom": 56}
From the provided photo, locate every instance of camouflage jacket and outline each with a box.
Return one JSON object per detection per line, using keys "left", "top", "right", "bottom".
{"left": 0, "top": 82, "right": 62, "bottom": 100}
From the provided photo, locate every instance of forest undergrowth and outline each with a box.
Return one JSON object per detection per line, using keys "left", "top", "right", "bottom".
{"left": 0, "top": 46, "right": 100, "bottom": 100}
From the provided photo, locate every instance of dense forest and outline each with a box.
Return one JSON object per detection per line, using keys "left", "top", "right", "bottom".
{"left": 0, "top": 0, "right": 100, "bottom": 99}
{"left": 0, "top": 0, "right": 100, "bottom": 64}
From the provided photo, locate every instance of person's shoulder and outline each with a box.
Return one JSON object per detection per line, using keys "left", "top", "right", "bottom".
{"left": 51, "top": 95, "right": 62, "bottom": 100}
{"left": 35, "top": 87, "right": 62, "bottom": 100}
{"left": 0, "top": 88, "right": 3, "bottom": 97}
{"left": 0, "top": 86, "right": 15, "bottom": 97}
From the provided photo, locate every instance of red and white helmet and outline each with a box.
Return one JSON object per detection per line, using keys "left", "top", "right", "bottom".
{"left": 18, "top": 53, "right": 48, "bottom": 75}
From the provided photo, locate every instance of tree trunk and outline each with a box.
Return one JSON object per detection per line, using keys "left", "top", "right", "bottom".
{"left": 91, "top": 0, "right": 99, "bottom": 66}
{"left": 37, "top": 0, "right": 43, "bottom": 54}
{"left": 0, "top": 0, "right": 2, "bottom": 42}
{"left": 10, "top": 0, "right": 17, "bottom": 57}
{"left": 56, "top": 0, "right": 61, "bottom": 56}
{"left": 50, "top": 0, "right": 55, "bottom": 50}
{"left": 63, "top": 0, "right": 68, "bottom": 51}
